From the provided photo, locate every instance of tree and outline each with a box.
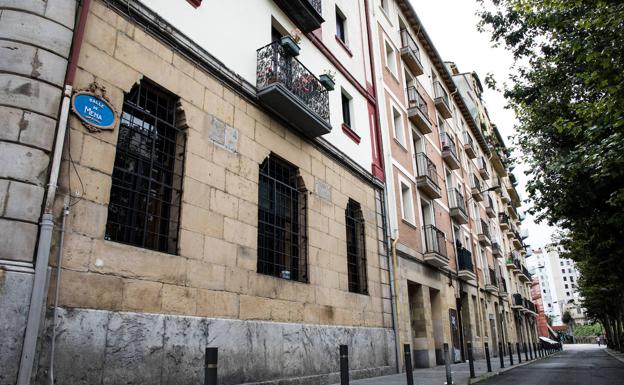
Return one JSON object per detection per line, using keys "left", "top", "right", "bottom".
{"left": 562, "top": 311, "right": 573, "bottom": 326}
{"left": 477, "top": 0, "right": 624, "bottom": 350}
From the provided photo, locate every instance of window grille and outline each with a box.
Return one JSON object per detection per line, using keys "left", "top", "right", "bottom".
{"left": 257, "top": 155, "right": 307, "bottom": 282}
{"left": 345, "top": 199, "right": 367, "bottom": 294}
{"left": 105, "top": 81, "right": 185, "bottom": 254}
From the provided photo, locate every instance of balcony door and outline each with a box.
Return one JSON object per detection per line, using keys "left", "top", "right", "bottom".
{"left": 421, "top": 198, "right": 434, "bottom": 228}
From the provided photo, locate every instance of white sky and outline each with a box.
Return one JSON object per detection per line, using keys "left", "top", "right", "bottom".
{"left": 410, "top": 0, "right": 557, "bottom": 249}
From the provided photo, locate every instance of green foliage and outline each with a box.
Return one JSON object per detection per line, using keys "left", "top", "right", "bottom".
{"left": 562, "top": 310, "right": 573, "bottom": 325}
{"left": 573, "top": 323, "right": 604, "bottom": 337}
{"left": 478, "top": 0, "right": 624, "bottom": 330}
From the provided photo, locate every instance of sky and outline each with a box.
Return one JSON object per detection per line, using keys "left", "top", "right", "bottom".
{"left": 411, "top": 0, "right": 557, "bottom": 250}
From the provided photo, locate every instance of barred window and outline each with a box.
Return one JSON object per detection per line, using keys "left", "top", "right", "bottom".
{"left": 345, "top": 199, "right": 367, "bottom": 294}
{"left": 257, "top": 155, "right": 307, "bottom": 282}
{"left": 105, "top": 81, "right": 185, "bottom": 254}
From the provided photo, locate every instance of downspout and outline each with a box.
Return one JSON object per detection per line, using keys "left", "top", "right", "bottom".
{"left": 363, "top": 0, "right": 400, "bottom": 372}
{"left": 17, "top": 1, "right": 91, "bottom": 384}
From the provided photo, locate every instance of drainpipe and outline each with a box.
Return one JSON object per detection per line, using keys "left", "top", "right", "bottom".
{"left": 17, "top": 1, "right": 91, "bottom": 384}
{"left": 389, "top": 235, "right": 401, "bottom": 371}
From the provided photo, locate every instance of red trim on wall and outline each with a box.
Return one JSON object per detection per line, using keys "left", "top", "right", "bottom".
{"left": 335, "top": 36, "right": 353, "bottom": 57}
{"left": 186, "top": 0, "right": 202, "bottom": 8}
{"left": 342, "top": 123, "right": 361, "bottom": 144}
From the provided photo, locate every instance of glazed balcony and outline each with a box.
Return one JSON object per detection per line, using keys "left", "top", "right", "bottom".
{"left": 433, "top": 81, "right": 452, "bottom": 118}
{"left": 478, "top": 156, "right": 490, "bottom": 180}
{"left": 457, "top": 246, "right": 476, "bottom": 282}
{"left": 407, "top": 87, "right": 432, "bottom": 134}
{"left": 448, "top": 188, "right": 468, "bottom": 224}
{"left": 400, "top": 29, "right": 424, "bottom": 76}
{"left": 272, "top": 0, "right": 324, "bottom": 33}
{"left": 415, "top": 153, "right": 441, "bottom": 199}
{"left": 440, "top": 131, "right": 460, "bottom": 169}
{"left": 478, "top": 219, "right": 491, "bottom": 246}
{"left": 463, "top": 131, "right": 477, "bottom": 159}
{"left": 471, "top": 174, "right": 483, "bottom": 202}
{"left": 257, "top": 42, "right": 331, "bottom": 137}
{"left": 492, "top": 242, "right": 502, "bottom": 258}
{"left": 423, "top": 224, "right": 448, "bottom": 268}
{"left": 486, "top": 268, "right": 498, "bottom": 293}
{"left": 499, "top": 213, "right": 510, "bottom": 230}
{"left": 485, "top": 195, "right": 496, "bottom": 218}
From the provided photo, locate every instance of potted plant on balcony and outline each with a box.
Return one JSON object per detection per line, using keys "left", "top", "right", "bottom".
{"left": 319, "top": 70, "right": 336, "bottom": 91}
{"left": 280, "top": 29, "right": 302, "bottom": 56}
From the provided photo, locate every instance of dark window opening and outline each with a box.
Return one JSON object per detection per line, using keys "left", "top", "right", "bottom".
{"left": 341, "top": 92, "right": 351, "bottom": 127}
{"left": 346, "top": 199, "right": 368, "bottom": 294}
{"left": 105, "top": 81, "right": 185, "bottom": 254}
{"left": 336, "top": 7, "right": 347, "bottom": 43}
{"left": 257, "top": 155, "right": 308, "bottom": 282}
{"left": 271, "top": 26, "right": 283, "bottom": 43}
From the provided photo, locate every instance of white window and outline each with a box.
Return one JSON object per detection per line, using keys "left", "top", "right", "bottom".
{"left": 385, "top": 40, "right": 397, "bottom": 76}
{"left": 393, "top": 106, "right": 405, "bottom": 145}
{"left": 400, "top": 180, "right": 415, "bottom": 224}
{"left": 380, "top": 0, "right": 389, "bottom": 13}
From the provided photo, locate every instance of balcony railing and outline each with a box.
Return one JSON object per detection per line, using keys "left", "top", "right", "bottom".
{"left": 424, "top": 224, "right": 447, "bottom": 257}
{"left": 499, "top": 212, "right": 510, "bottom": 229}
{"left": 487, "top": 268, "right": 498, "bottom": 291}
{"left": 257, "top": 41, "right": 330, "bottom": 137}
{"left": 485, "top": 195, "right": 496, "bottom": 218}
{"left": 492, "top": 242, "right": 502, "bottom": 257}
{"left": 415, "top": 153, "right": 441, "bottom": 198}
{"left": 457, "top": 247, "right": 474, "bottom": 272}
{"left": 273, "top": 0, "right": 324, "bottom": 33}
{"left": 463, "top": 131, "right": 477, "bottom": 158}
{"left": 433, "top": 81, "right": 451, "bottom": 118}
{"left": 407, "top": 87, "right": 432, "bottom": 134}
{"left": 512, "top": 293, "right": 523, "bottom": 307}
{"left": 478, "top": 219, "right": 491, "bottom": 245}
{"left": 400, "top": 29, "right": 424, "bottom": 75}
{"left": 440, "top": 132, "right": 460, "bottom": 169}
{"left": 499, "top": 275, "right": 508, "bottom": 293}
{"left": 478, "top": 156, "right": 490, "bottom": 179}
{"left": 448, "top": 188, "right": 468, "bottom": 224}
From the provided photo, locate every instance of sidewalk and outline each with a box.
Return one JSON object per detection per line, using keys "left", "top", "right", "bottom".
{"left": 605, "top": 347, "right": 624, "bottom": 364}
{"left": 331, "top": 352, "right": 552, "bottom": 385}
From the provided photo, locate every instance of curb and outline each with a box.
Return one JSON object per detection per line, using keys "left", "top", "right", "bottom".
{"left": 467, "top": 352, "right": 561, "bottom": 384}
{"left": 604, "top": 348, "right": 624, "bottom": 365}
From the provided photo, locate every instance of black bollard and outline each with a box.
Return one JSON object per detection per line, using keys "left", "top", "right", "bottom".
{"left": 340, "top": 345, "right": 349, "bottom": 385}
{"left": 524, "top": 342, "right": 529, "bottom": 362}
{"left": 517, "top": 342, "right": 522, "bottom": 363}
{"left": 485, "top": 342, "right": 492, "bottom": 372}
{"left": 467, "top": 342, "right": 475, "bottom": 378}
{"left": 444, "top": 343, "right": 453, "bottom": 385}
{"left": 205, "top": 347, "right": 218, "bottom": 385}
{"left": 529, "top": 341, "right": 533, "bottom": 360}
{"left": 498, "top": 342, "right": 505, "bottom": 368}
{"left": 404, "top": 344, "right": 414, "bottom": 385}
{"left": 534, "top": 343, "right": 538, "bottom": 358}
{"left": 508, "top": 342, "right": 514, "bottom": 365}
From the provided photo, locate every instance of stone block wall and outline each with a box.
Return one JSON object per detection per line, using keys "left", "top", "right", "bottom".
{"left": 34, "top": 1, "right": 395, "bottom": 383}
{"left": 0, "top": 1, "right": 77, "bottom": 384}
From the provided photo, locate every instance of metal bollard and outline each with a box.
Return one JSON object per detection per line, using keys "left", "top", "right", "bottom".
{"left": 533, "top": 343, "right": 538, "bottom": 358}
{"left": 467, "top": 342, "right": 475, "bottom": 378}
{"left": 508, "top": 342, "right": 514, "bottom": 365}
{"left": 444, "top": 343, "right": 453, "bottom": 385}
{"left": 529, "top": 341, "right": 533, "bottom": 360}
{"left": 484, "top": 342, "right": 492, "bottom": 372}
{"left": 498, "top": 342, "right": 505, "bottom": 368}
{"left": 524, "top": 342, "right": 529, "bottom": 362}
{"left": 340, "top": 345, "right": 349, "bottom": 385}
{"left": 517, "top": 342, "right": 522, "bottom": 363}
{"left": 404, "top": 344, "right": 414, "bottom": 385}
{"left": 205, "top": 347, "right": 218, "bottom": 385}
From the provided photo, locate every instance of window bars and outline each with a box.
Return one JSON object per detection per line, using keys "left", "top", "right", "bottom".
{"left": 257, "top": 155, "right": 308, "bottom": 282}
{"left": 105, "top": 81, "right": 185, "bottom": 254}
{"left": 345, "top": 199, "right": 367, "bottom": 294}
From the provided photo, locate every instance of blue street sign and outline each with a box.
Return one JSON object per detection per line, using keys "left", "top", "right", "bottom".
{"left": 71, "top": 91, "right": 117, "bottom": 131}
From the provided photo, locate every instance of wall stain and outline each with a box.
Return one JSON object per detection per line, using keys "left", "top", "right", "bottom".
{"left": 31, "top": 50, "right": 42, "bottom": 78}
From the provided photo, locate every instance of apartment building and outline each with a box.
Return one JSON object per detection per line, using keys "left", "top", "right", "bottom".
{"left": 1, "top": 1, "right": 398, "bottom": 384}
{"left": 527, "top": 247, "right": 587, "bottom": 326}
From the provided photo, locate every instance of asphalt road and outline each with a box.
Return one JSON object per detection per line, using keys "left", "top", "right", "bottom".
{"left": 478, "top": 344, "right": 624, "bottom": 385}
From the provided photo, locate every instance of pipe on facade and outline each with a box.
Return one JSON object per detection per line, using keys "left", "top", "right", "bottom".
{"left": 17, "top": 1, "right": 91, "bottom": 383}
{"left": 390, "top": 235, "right": 402, "bottom": 372}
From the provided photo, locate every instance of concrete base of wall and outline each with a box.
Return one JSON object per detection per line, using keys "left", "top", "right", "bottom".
{"left": 0, "top": 269, "right": 34, "bottom": 385}
{"left": 34, "top": 308, "right": 396, "bottom": 385}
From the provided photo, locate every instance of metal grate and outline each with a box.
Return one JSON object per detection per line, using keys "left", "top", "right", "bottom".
{"left": 257, "top": 156, "right": 307, "bottom": 282}
{"left": 105, "top": 81, "right": 185, "bottom": 254}
{"left": 345, "top": 199, "right": 367, "bottom": 294}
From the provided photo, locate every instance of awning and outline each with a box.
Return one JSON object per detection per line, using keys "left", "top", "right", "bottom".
{"left": 539, "top": 336, "right": 559, "bottom": 344}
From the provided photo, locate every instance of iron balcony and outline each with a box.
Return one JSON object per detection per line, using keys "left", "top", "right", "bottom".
{"left": 433, "top": 80, "right": 452, "bottom": 118}
{"left": 463, "top": 131, "right": 477, "bottom": 159}
{"left": 457, "top": 246, "right": 476, "bottom": 282}
{"left": 440, "top": 131, "right": 460, "bottom": 169}
{"left": 423, "top": 224, "right": 448, "bottom": 268}
{"left": 400, "top": 29, "right": 424, "bottom": 76}
{"left": 478, "top": 219, "right": 492, "bottom": 246}
{"left": 272, "top": 0, "right": 324, "bottom": 33}
{"left": 471, "top": 174, "right": 483, "bottom": 202}
{"left": 478, "top": 156, "right": 490, "bottom": 180}
{"left": 518, "top": 264, "right": 531, "bottom": 282}
{"left": 448, "top": 188, "right": 468, "bottom": 224}
{"left": 512, "top": 293, "right": 524, "bottom": 310}
{"left": 407, "top": 87, "right": 432, "bottom": 134}
{"left": 499, "top": 212, "right": 510, "bottom": 230}
{"left": 485, "top": 194, "right": 496, "bottom": 218}
{"left": 256, "top": 41, "right": 331, "bottom": 138}
{"left": 415, "top": 153, "right": 441, "bottom": 198}
{"left": 485, "top": 268, "right": 498, "bottom": 293}
{"left": 492, "top": 242, "right": 503, "bottom": 258}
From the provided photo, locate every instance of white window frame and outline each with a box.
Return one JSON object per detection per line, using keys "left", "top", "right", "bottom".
{"left": 399, "top": 177, "right": 415, "bottom": 225}
{"left": 392, "top": 104, "right": 406, "bottom": 146}
{"left": 385, "top": 39, "right": 398, "bottom": 77}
